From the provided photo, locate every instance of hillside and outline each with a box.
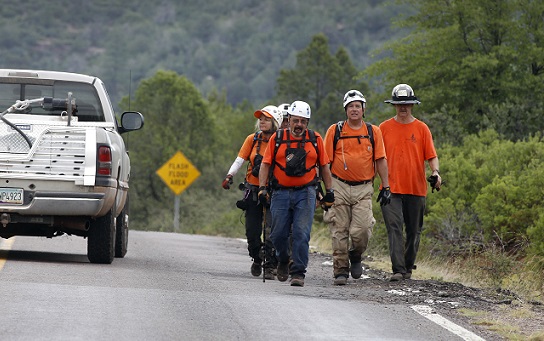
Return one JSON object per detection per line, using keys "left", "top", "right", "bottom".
{"left": 0, "top": 0, "right": 407, "bottom": 108}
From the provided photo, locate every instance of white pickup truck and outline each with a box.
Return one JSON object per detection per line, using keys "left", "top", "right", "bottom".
{"left": 0, "top": 69, "right": 143, "bottom": 263}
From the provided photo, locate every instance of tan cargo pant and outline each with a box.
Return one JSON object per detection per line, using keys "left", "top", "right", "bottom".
{"left": 324, "top": 178, "right": 375, "bottom": 278}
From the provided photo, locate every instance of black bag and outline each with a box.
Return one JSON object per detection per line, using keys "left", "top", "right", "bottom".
{"left": 284, "top": 147, "right": 308, "bottom": 177}
{"left": 251, "top": 154, "right": 263, "bottom": 177}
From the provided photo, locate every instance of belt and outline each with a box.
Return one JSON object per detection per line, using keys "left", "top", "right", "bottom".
{"left": 332, "top": 174, "right": 372, "bottom": 186}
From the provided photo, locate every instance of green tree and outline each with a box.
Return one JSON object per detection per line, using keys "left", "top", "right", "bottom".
{"left": 119, "top": 70, "right": 217, "bottom": 231}
{"left": 276, "top": 33, "right": 367, "bottom": 133}
{"left": 363, "top": 0, "right": 544, "bottom": 144}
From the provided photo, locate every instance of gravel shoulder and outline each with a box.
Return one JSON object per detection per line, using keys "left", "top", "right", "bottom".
{"left": 305, "top": 252, "right": 544, "bottom": 341}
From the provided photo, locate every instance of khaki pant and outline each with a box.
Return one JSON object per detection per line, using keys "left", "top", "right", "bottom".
{"left": 325, "top": 178, "right": 375, "bottom": 278}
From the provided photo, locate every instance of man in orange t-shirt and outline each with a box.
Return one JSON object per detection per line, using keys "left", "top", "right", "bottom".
{"left": 379, "top": 84, "right": 442, "bottom": 282}
{"left": 323, "top": 90, "right": 390, "bottom": 286}
{"left": 258, "top": 100, "right": 333, "bottom": 287}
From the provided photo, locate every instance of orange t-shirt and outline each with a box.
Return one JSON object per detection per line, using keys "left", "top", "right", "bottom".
{"left": 379, "top": 117, "right": 437, "bottom": 196}
{"left": 237, "top": 132, "right": 269, "bottom": 186}
{"left": 323, "top": 121, "right": 386, "bottom": 182}
{"left": 262, "top": 129, "right": 330, "bottom": 188}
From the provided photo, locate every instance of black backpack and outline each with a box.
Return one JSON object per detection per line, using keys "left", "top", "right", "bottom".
{"left": 269, "top": 128, "right": 320, "bottom": 185}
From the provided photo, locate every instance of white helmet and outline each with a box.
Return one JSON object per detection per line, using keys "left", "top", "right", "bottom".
{"left": 288, "top": 100, "right": 311, "bottom": 119}
{"left": 384, "top": 84, "right": 421, "bottom": 105}
{"left": 254, "top": 105, "right": 282, "bottom": 129}
{"left": 343, "top": 90, "right": 366, "bottom": 109}
{"left": 278, "top": 103, "right": 290, "bottom": 118}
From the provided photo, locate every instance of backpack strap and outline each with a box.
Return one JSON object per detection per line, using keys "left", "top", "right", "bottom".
{"left": 332, "top": 121, "right": 375, "bottom": 161}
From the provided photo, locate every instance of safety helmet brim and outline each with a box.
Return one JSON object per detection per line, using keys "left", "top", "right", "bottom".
{"left": 384, "top": 99, "right": 421, "bottom": 105}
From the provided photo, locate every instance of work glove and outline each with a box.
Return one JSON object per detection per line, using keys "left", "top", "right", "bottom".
{"left": 377, "top": 187, "right": 391, "bottom": 206}
{"left": 321, "top": 190, "right": 335, "bottom": 211}
{"left": 222, "top": 174, "right": 233, "bottom": 190}
{"left": 258, "top": 186, "right": 269, "bottom": 206}
{"left": 427, "top": 175, "right": 443, "bottom": 193}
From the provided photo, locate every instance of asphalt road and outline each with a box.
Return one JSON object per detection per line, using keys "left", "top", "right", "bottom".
{"left": 0, "top": 231, "right": 479, "bottom": 341}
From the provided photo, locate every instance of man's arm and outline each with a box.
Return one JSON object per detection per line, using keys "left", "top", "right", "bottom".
{"left": 258, "top": 163, "right": 271, "bottom": 188}
{"left": 320, "top": 164, "right": 333, "bottom": 191}
{"left": 375, "top": 157, "right": 389, "bottom": 188}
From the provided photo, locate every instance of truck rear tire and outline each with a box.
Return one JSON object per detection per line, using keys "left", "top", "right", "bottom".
{"left": 87, "top": 207, "right": 116, "bottom": 264}
{"left": 115, "top": 195, "right": 129, "bottom": 258}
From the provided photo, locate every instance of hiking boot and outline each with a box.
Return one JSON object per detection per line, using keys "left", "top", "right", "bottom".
{"left": 389, "top": 273, "right": 404, "bottom": 282}
{"left": 276, "top": 262, "right": 289, "bottom": 282}
{"left": 290, "top": 275, "right": 305, "bottom": 287}
{"left": 350, "top": 261, "right": 363, "bottom": 279}
{"left": 264, "top": 268, "right": 275, "bottom": 280}
{"left": 334, "top": 275, "right": 348, "bottom": 286}
{"left": 403, "top": 272, "right": 412, "bottom": 280}
{"left": 251, "top": 261, "right": 262, "bottom": 277}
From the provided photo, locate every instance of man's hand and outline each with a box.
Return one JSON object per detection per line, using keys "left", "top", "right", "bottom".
{"left": 222, "top": 175, "right": 233, "bottom": 190}
{"left": 427, "top": 175, "right": 443, "bottom": 193}
{"left": 377, "top": 187, "right": 391, "bottom": 206}
{"left": 258, "top": 186, "right": 269, "bottom": 206}
{"left": 321, "top": 190, "right": 334, "bottom": 211}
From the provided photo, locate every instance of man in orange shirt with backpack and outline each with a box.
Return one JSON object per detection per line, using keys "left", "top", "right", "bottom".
{"left": 258, "top": 100, "right": 334, "bottom": 287}
{"left": 323, "top": 90, "right": 390, "bottom": 286}
{"left": 379, "top": 84, "right": 442, "bottom": 282}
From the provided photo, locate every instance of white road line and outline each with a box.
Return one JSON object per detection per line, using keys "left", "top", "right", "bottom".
{"left": 411, "top": 305, "right": 486, "bottom": 341}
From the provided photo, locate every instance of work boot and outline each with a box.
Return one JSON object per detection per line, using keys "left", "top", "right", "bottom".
{"left": 276, "top": 262, "right": 289, "bottom": 282}
{"left": 389, "top": 273, "right": 403, "bottom": 282}
{"left": 403, "top": 272, "right": 412, "bottom": 280}
{"left": 264, "top": 268, "right": 275, "bottom": 280}
{"left": 334, "top": 275, "right": 348, "bottom": 286}
{"left": 290, "top": 275, "right": 304, "bottom": 287}
{"left": 350, "top": 261, "right": 363, "bottom": 279}
{"left": 251, "top": 261, "right": 262, "bottom": 277}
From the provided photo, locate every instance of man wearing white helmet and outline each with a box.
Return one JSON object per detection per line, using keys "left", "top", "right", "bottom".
{"left": 379, "top": 84, "right": 442, "bottom": 282}
{"left": 222, "top": 105, "right": 283, "bottom": 280}
{"left": 277, "top": 103, "right": 290, "bottom": 129}
{"left": 258, "top": 100, "right": 334, "bottom": 287}
{"left": 323, "top": 89, "right": 390, "bottom": 285}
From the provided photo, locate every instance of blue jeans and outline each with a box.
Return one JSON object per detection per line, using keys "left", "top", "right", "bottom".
{"left": 270, "top": 186, "right": 316, "bottom": 277}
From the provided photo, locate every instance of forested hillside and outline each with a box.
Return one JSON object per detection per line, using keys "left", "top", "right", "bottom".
{"left": 0, "top": 0, "right": 406, "bottom": 108}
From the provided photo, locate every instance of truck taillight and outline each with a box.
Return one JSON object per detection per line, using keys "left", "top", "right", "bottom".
{"left": 97, "top": 145, "right": 112, "bottom": 176}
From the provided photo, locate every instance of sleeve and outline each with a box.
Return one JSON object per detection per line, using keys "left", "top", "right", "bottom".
{"left": 227, "top": 157, "right": 246, "bottom": 176}
{"left": 316, "top": 133, "right": 331, "bottom": 166}
{"left": 323, "top": 124, "right": 336, "bottom": 161}
{"left": 237, "top": 134, "right": 255, "bottom": 159}
{"left": 372, "top": 125, "right": 387, "bottom": 160}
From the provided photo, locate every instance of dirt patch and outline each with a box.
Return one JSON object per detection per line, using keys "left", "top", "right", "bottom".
{"left": 306, "top": 252, "right": 544, "bottom": 341}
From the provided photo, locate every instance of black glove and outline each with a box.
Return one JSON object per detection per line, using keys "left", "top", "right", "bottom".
{"left": 427, "top": 175, "right": 442, "bottom": 193}
{"left": 258, "top": 186, "right": 269, "bottom": 206}
{"left": 321, "top": 190, "right": 334, "bottom": 211}
{"left": 377, "top": 186, "right": 391, "bottom": 206}
{"left": 222, "top": 175, "right": 233, "bottom": 190}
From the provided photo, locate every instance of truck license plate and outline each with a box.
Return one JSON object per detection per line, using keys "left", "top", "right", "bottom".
{"left": 0, "top": 188, "right": 24, "bottom": 205}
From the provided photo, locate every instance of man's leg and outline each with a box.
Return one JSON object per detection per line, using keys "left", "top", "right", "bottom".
{"left": 349, "top": 183, "right": 374, "bottom": 278}
{"left": 290, "top": 186, "right": 316, "bottom": 278}
{"left": 328, "top": 178, "right": 351, "bottom": 279}
{"left": 402, "top": 195, "right": 426, "bottom": 275}
{"left": 381, "top": 194, "right": 406, "bottom": 275}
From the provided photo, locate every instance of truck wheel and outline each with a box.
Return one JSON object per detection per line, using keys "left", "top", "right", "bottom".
{"left": 115, "top": 195, "right": 129, "bottom": 258}
{"left": 87, "top": 207, "right": 116, "bottom": 264}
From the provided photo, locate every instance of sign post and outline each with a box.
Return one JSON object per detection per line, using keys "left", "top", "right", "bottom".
{"left": 156, "top": 151, "right": 201, "bottom": 232}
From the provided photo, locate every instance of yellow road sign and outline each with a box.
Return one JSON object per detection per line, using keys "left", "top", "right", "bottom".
{"left": 156, "top": 151, "right": 201, "bottom": 195}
